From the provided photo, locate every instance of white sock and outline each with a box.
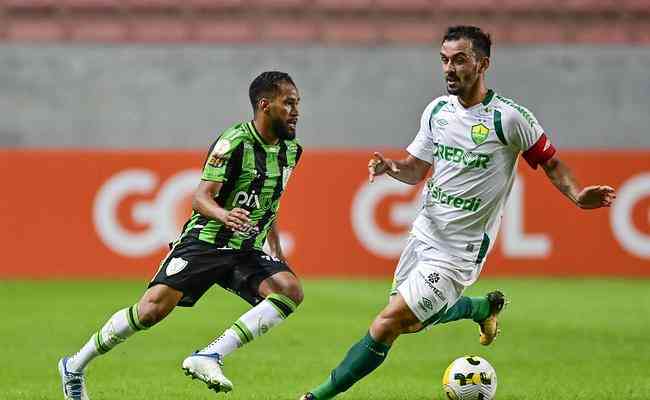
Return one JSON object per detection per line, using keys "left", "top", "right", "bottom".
{"left": 197, "top": 294, "right": 297, "bottom": 358}
{"left": 67, "top": 304, "right": 147, "bottom": 372}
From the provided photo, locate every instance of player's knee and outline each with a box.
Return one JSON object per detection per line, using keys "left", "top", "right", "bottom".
{"left": 370, "top": 314, "right": 402, "bottom": 343}
{"left": 279, "top": 281, "right": 304, "bottom": 307}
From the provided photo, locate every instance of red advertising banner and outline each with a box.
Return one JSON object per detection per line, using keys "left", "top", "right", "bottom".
{"left": 0, "top": 149, "right": 648, "bottom": 278}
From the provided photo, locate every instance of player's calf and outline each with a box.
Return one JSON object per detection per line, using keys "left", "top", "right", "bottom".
{"left": 184, "top": 290, "right": 300, "bottom": 393}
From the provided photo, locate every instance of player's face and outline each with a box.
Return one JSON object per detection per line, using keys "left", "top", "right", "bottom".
{"left": 268, "top": 82, "right": 300, "bottom": 140}
{"left": 440, "top": 39, "right": 484, "bottom": 97}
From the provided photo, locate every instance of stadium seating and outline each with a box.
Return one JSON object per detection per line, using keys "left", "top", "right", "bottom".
{"left": 192, "top": 18, "right": 257, "bottom": 42}
{"left": 123, "top": 0, "right": 182, "bottom": 9}
{"left": 622, "top": 0, "right": 650, "bottom": 12}
{"left": 3, "top": 0, "right": 58, "bottom": 9}
{"left": 66, "top": 16, "right": 128, "bottom": 41}
{"left": 248, "top": 0, "right": 307, "bottom": 8}
{"left": 0, "top": 0, "right": 648, "bottom": 43}
{"left": 313, "top": 0, "right": 375, "bottom": 11}
{"left": 375, "top": 0, "right": 433, "bottom": 11}
{"left": 437, "top": 0, "right": 505, "bottom": 13}
{"left": 61, "top": 0, "right": 123, "bottom": 10}
{"left": 5, "top": 17, "right": 66, "bottom": 41}
{"left": 184, "top": 0, "right": 250, "bottom": 10}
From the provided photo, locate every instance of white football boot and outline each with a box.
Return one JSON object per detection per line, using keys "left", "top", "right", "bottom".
{"left": 58, "top": 357, "right": 89, "bottom": 400}
{"left": 182, "top": 352, "right": 233, "bottom": 394}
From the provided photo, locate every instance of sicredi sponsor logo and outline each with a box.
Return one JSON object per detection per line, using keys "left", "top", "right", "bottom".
{"left": 426, "top": 182, "right": 483, "bottom": 212}
{"left": 433, "top": 143, "right": 490, "bottom": 169}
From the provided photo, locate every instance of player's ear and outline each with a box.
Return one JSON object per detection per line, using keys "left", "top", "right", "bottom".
{"left": 478, "top": 56, "right": 490, "bottom": 74}
{"left": 259, "top": 98, "right": 271, "bottom": 114}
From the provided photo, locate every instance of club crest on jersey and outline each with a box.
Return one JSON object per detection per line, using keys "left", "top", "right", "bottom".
{"left": 207, "top": 139, "right": 231, "bottom": 168}
{"left": 470, "top": 123, "right": 489, "bottom": 145}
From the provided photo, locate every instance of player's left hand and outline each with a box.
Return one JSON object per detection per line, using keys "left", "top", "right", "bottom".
{"left": 576, "top": 185, "right": 616, "bottom": 209}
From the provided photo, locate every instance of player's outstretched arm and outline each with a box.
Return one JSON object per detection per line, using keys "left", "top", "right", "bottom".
{"left": 541, "top": 154, "right": 616, "bottom": 209}
{"left": 368, "top": 152, "right": 431, "bottom": 185}
{"left": 192, "top": 180, "right": 251, "bottom": 230}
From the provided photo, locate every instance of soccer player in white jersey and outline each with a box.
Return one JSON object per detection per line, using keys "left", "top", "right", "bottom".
{"left": 300, "top": 25, "right": 616, "bottom": 400}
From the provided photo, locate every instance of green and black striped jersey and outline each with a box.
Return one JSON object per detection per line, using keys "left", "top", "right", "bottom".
{"left": 180, "top": 121, "right": 302, "bottom": 250}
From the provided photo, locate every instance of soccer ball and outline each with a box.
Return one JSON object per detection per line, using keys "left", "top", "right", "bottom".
{"left": 442, "top": 356, "right": 497, "bottom": 400}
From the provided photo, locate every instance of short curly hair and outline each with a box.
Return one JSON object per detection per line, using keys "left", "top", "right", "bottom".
{"left": 249, "top": 71, "right": 296, "bottom": 112}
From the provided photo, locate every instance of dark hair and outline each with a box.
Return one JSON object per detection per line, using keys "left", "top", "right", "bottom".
{"left": 442, "top": 26, "right": 491, "bottom": 58}
{"left": 249, "top": 71, "right": 296, "bottom": 112}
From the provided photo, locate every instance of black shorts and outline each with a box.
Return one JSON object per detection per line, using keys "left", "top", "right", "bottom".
{"left": 148, "top": 237, "right": 293, "bottom": 307}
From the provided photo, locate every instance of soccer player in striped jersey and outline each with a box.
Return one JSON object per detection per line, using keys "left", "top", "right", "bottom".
{"left": 59, "top": 71, "right": 304, "bottom": 399}
{"left": 300, "top": 26, "right": 616, "bottom": 400}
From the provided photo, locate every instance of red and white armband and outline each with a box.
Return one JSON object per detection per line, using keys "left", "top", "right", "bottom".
{"left": 522, "top": 133, "right": 556, "bottom": 169}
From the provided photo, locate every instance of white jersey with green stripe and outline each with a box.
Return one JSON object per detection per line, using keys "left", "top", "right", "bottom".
{"left": 180, "top": 121, "right": 302, "bottom": 250}
{"left": 406, "top": 90, "right": 545, "bottom": 285}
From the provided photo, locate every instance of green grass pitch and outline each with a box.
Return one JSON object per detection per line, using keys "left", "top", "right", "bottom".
{"left": 2, "top": 278, "right": 650, "bottom": 399}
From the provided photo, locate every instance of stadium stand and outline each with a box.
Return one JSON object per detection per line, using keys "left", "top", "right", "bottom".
{"left": 0, "top": 0, "right": 648, "bottom": 43}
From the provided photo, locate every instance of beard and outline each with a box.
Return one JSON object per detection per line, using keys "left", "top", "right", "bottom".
{"left": 271, "top": 117, "right": 296, "bottom": 140}
{"left": 446, "top": 83, "right": 461, "bottom": 95}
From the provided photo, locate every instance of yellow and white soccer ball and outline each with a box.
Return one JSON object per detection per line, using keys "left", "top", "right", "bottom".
{"left": 442, "top": 356, "right": 497, "bottom": 400}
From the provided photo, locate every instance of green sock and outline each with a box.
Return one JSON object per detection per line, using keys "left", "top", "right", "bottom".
{"left": 310, "top": 332, "right": 390, "bottom": 399}
{"left": 437, "top": 296, "right": 491, "bottom": 324}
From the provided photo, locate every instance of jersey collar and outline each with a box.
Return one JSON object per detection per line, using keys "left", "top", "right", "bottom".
{"left": 482, "top": 89, "right": 495, "bottom": 106}
{"left": 247, "top": 121, "right": 278, "bottom": 147}
{"left": 453, "top": 89, "right": 495, "bottom": 111}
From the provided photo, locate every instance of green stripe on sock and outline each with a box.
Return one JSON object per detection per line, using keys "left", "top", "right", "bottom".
{"left": 94, "top": 332, "right": 109, "bottom": 354}
{"left": 233, "top": 320, "right": 253, "bottom": 343}
{"left": 126, "top": 306, "right": 139, "bottom": 331}
{"left": 267, "top": 293, "right": 297, "bottom": 313}
{"left": 231, "top": 324, "right": 249, "bottom": 344}
{"left": 130, "top": 303, "right": 148, "bottom": 330}
{"left": 266, "top": 298, "right": 288, "bottom": 319}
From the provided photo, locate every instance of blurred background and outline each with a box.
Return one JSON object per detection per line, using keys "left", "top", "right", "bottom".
{"left": 0, "top": 0, "right": 648, "bottom": 279}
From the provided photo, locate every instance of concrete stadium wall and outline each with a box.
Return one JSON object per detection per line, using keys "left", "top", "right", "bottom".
{"left": 0, "top": 45, "right": 648, "bottom": 149}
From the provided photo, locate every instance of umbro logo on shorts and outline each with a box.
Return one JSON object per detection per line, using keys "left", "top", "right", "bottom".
{"left": 166, "top": 257, "right": 188, "bottom": 276}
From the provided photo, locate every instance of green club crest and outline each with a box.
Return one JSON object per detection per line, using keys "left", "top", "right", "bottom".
{"left": 471, "top": 123, "right": 489, "bottom": 145}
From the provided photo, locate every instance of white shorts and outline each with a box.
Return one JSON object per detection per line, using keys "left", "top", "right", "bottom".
{"left": 391, "top": 235, "right": 465, "bottom": 325}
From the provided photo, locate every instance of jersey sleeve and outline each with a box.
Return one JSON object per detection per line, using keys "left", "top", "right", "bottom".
{"left": 505, "top": 104, "right": 556, "bottom": 169}
{"left": 202, "top": 136, "right": 243, "bottom": 182}
{"left": 406, "top": 100, "right": 439, "bottom": 164}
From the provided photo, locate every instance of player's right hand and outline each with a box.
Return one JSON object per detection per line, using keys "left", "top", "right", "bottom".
{"left": 368, "top": 152, "right": 399, "bottom": 183}
{"left": 223, "top": 208, "right": 251, "bottom": 231}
